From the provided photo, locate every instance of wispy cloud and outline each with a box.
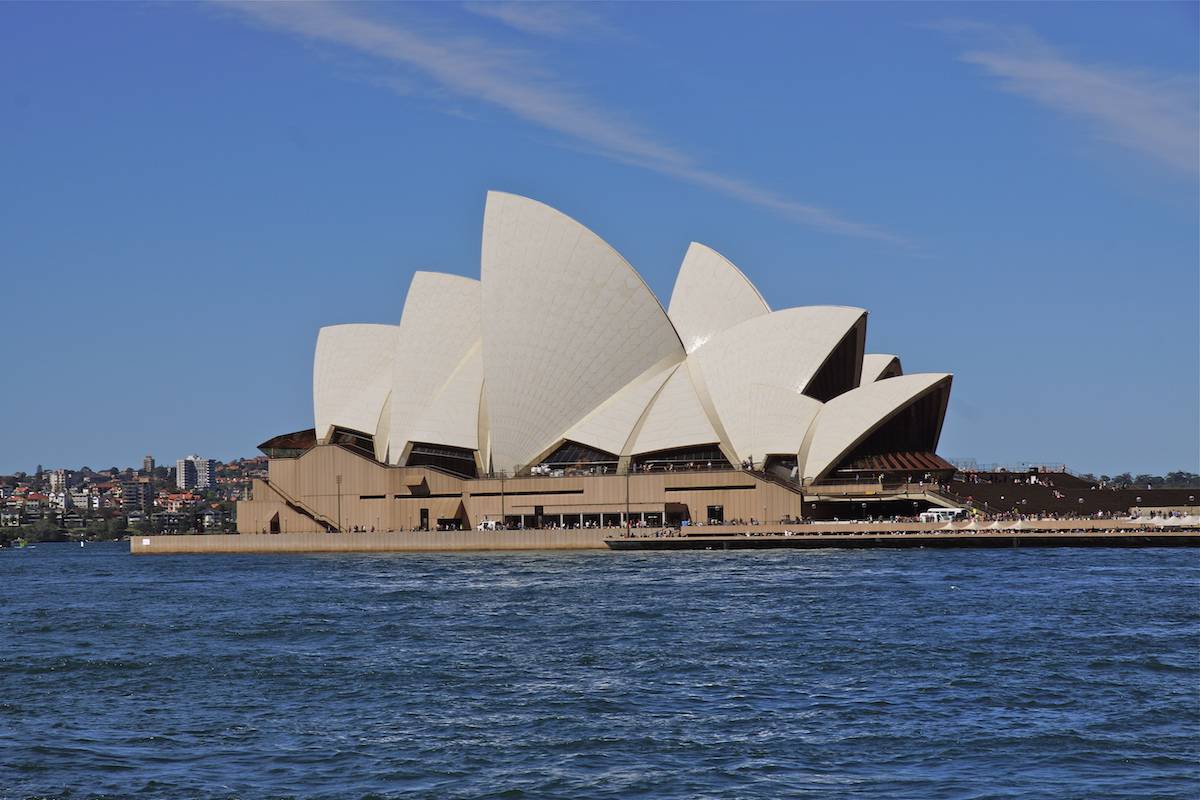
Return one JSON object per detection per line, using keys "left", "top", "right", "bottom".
{"left": 217, "top": 1, "right": 899, "bottom": 243}
{"left": 940, "top": 21, "right": 1199, "bottom": 175}
{"left": 462, "top": 1, "right": 611, "bottom": 39}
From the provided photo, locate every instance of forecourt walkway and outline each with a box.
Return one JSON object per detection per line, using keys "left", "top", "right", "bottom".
{"left": 131, "top": 518, "right": 1198, "bottom": 555}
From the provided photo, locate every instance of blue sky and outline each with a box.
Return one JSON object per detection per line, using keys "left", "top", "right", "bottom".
{"left": 2, "top": 1, "right": 1196, "bottom": 476}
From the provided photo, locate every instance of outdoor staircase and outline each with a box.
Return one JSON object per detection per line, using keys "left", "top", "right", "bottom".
{"left": 923, "top": 485, "right": 1002, "bottom": 515}
{"left": 260, "top": 479, "right": 339, "bottom": 533}
{"left": 748, "top": 468, "right": 804, "bottom": 494}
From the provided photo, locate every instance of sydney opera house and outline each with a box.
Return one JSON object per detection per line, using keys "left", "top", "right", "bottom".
{"left": 237, "top": 192, "right": 954, "bottom": 534}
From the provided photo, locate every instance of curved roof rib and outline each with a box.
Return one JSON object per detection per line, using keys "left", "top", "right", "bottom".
{"left": 313, "top": 323, "right": 398, "bottom": 443}
{"left": 387, "top": 271, "right": 481, "bottom": 464}
{"left": 404, "top": 342, "right": 484, "bottom": 455}
{"left": 481, "top": 191, "right": 685, "bottom": 472}
{"left": 562, "top": 358, "right": 679, "bottom": 457}
{"left": 746, "top": 384, "right": 823, "bottom": 459}
{"left": 373, "top": 392, "right": 392, "bottom": 462}
{"left": 688, "top": 306, "right": 867, "bottom": 462}
{"left": 799, "top": 373, "right": 952, "bottom": 483}
{"left": 630, "top": 363, "right": 722, "bottom": 455}
{"left": 860, "top": 354, "right": 902, "bottom": 384}
{"left": 667, "top": 242, "right": 770, "bottom": 354}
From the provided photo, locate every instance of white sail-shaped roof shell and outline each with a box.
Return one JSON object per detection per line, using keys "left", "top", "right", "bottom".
{"left": 304, "top": 192, "right": 954, "bottom": 482}
{"left": 744, "top": 384, "right": 823, "bottom": 460}
{"left": 404, "top": 343, "right": 484, "bottom": 455}
{"left": 630, "top": 363, "right": 723, "bottom": 455}
{"left": 860, "top": 354, "right": 902, "bottom": 384}
{"left": 313, "top": 323, "right": 398, "bottom": 443}
{"left": 667, "top": 242, "right": 770, "bottom": 354}
{"left": 688, "top": 306, "right": 867, "bottom": 462}
{"left": 481, "top": 191, "right": 684, "bottom": 472}
{"left": 562, "top": 359, "right": 679, "bottom": 457}
{"left": 799, "top": 373, "right": 952, "bottom": 483}
{"left": 387, "top": 272, "right": 481, "bottom": 464}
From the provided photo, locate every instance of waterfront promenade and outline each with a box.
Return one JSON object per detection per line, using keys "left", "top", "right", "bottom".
{"left": 131, "top": 528, "right": 612, "bottom": 554}
{"left": 130, "top": 517, "right": 1199, "bottom": 554}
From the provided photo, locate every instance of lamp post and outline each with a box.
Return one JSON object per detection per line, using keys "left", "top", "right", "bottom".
{"left": 625, "top": 464, "right": 631, "bottom": 534}
{"left": 335, "top": 474, "right": 342, "bottom": 532}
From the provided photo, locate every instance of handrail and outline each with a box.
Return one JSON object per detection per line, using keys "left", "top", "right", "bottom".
{"left": 950, "top": 461, "right": 1073, "bottom": 475}
{"left": 928, "top": 485, "right": 1006, "bottom": 515}
{"left": 483, "top": 464, "right": 754, "bottom": 480}
{"left": 746, "top": 468, "right": 803, "bottom": 494}
{"left": 261, "top": 479, "right": 338, "bottom": 532}
{"left": 806, "top": 480, "right": 915, "bottom": 494}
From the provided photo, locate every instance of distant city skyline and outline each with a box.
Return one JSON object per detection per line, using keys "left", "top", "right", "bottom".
{"left": 1, "top": 2, "right": 1196, "bottom": 475}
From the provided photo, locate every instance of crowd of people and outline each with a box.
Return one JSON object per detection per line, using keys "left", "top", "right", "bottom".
{"left": 957, "top": 471, "right": 1057, "bottom": 487}
{"left": 525, "top": 460, "right": 746, "bottom": 478}
{"left": 632, "top": 460, "right": 724, "bottom": 473}
{"left": 328, "top": 506, "right": 1193, "bottom": 536}
{"left": 362, "top": 508, "right": 1126, "bottom": 536}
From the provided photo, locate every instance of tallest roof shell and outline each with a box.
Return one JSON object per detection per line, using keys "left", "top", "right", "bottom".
{"left": 480, "top": 192, "right": 685, "bottom": 472}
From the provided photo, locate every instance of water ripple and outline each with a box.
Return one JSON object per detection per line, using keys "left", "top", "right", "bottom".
{"left": 0, "top": 544, "right": 1197, "bottom": 799}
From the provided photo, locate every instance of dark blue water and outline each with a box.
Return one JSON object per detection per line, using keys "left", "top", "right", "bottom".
{"left": 1, "top": 543, "right": 1197, "bottom": 799}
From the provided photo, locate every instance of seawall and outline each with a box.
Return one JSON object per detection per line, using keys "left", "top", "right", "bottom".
{"left": 129, "top": 520, "right": 1199, "bottom": 555}
{"left": 608, "top": 530, "right": 1200, "bottom": 550}
{"left": 131, "top": 529, "right": 611, "bottom": 555}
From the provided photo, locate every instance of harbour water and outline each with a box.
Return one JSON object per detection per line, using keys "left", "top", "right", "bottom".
{"left": 2, "top": 543, "right": 1197, "bottom": 799}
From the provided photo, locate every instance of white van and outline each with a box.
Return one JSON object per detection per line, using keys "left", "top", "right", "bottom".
{"left": 476, "top": 519, "right": 500, "bottom": 531}
{"left": 919, "top": 507, "right": 967, "bottom": 523}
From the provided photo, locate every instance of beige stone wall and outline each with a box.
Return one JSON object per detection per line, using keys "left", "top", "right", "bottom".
{"left": 135, "top": 529, "right": 610, "bottom": 555}
{"left": 262, "top": 446, "right": 467, "bottom": 532}
{"left": 236, "top": 500, "right": 311, "bottom": 535}
{"left": 463, "top": 471, "right": 802, "bottom": 524}
{"left": 237, "top": 445, "right": 805, "bottom": 533}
